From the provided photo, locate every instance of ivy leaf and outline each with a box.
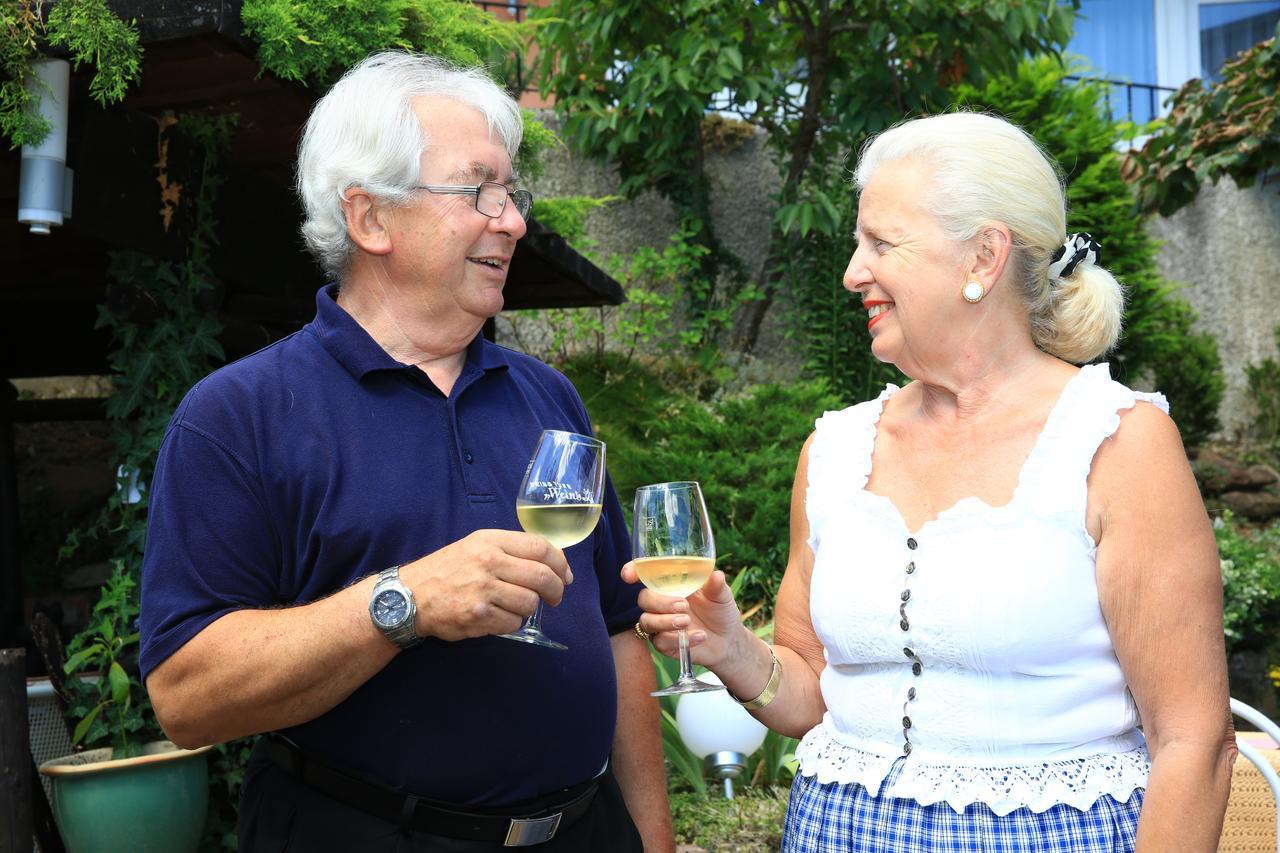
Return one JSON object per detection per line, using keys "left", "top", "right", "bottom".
{"left": 73, "top": 702, "right": 105, "bottom": 745}
{"left": 108, "top": 662, "right": 131, "bottom": 707}
{"left": 63, "top": 643, "right": 104, "bottom": 675}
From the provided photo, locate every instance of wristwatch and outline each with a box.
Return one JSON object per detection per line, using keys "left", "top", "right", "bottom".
{"left": 368, "top": 566, "right": 422, "bottom": 649}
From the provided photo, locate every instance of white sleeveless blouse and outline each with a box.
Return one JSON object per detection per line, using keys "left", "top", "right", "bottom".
{"left": 797, "top": 363, "right": 1166, "bottom": 815}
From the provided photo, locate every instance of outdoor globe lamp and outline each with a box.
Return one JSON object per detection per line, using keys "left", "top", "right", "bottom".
{"left": 675, "top": 672, "right": 768, "bottom": 799}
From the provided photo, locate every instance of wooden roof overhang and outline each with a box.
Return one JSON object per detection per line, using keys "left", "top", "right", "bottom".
{"left": 0, "top": 0, "right": 622, "bottom": 382}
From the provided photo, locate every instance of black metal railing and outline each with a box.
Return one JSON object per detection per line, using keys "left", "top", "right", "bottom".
{"left": 1064, "top": 75, "right": 1179, "bottom": 125}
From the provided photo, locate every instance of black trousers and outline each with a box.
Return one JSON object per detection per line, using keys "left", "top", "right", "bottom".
{"left": 236, "top": 740, "right": 644, "bottom": 852}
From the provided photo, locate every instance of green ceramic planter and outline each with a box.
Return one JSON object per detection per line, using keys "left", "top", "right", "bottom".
{"left": 40, "top": 741, "right": 214, "bottom": 853}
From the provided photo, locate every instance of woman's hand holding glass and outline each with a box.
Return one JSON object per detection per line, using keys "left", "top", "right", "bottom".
{"left": 625, "top": 481, "right": 758, "bottom": 694}
{"left": 622, "top": 561, "right": 750, "bottom": 671}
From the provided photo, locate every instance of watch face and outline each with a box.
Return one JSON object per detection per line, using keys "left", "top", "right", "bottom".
{"left": 372, "top": 589, "right": 410, "bottom": 628}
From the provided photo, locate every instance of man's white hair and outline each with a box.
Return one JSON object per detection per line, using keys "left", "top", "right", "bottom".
{"left": 296, "top": 52, "right": 524, "bottom": 280}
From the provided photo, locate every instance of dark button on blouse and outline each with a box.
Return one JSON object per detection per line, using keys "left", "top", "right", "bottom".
{"left": 907, "top": 537, "right": 918, "bottom": 550}
{"left": 908, "top": 687, "right": 917, "bottom": 700}
{"left": 906, "top": 561, "right": 915, "bottom": 574}
{"left": 903, "top": 742, "right": 913, "bottom": 756}
{"left": 900, "top": 619, "right": 910, "bottom": 631}
{"left": 912, "top": 662, "right": 922, "bottom": 676}
{"left": 900, "top": 589, "right": 911, "bottom": 602}
{"left": 902, "top": 716, "right": 912, "bottom": 729}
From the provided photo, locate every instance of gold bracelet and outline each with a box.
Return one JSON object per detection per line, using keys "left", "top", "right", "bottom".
{"left": 730, "top": 645, "right": 782, "bottom": 711}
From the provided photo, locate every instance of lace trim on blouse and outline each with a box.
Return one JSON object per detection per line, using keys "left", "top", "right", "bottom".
{"left": 795, "top": 722, "right": 1150, "bottom": 816}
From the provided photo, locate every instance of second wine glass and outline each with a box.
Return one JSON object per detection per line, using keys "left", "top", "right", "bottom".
{"left": 501, "top": 429, "right": 605, "bottom": 651}
{"left": 633, "top": 481, "right": 723, "bottom": 696}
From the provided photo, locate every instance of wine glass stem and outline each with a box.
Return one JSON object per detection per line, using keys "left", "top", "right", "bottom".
{"left": 524, "top": 601, "right": 546, "bottom": 632}
{"left": 676, "top": 628, "right": 696, "bottom": 683}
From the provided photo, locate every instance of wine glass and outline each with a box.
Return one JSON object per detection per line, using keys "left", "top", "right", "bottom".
{"left": 500, "top": 429, "right": 606, "bottom": 650}
{"left": 632, "top": 481, "right": 723, "bottom": 696}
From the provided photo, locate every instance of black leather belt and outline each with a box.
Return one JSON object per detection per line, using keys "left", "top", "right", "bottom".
{"left": 265, "top": 733, "right": 599, "bottom": 847}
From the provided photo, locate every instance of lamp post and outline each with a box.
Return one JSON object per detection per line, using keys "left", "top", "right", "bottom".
{"left": 675, "top": 672, "right": 767, "bottom": 799}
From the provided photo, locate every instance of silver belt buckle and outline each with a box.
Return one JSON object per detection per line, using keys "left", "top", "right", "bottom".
{"left": 504, "top": 812, "right": 562, "bottom": 847}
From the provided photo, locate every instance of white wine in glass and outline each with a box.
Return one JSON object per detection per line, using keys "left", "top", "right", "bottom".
{"left": 632, "top": 556, "right": 715, "bottom": 598}
{"left": 632, "top": 481, "right": 723, "bottom": 696}
{"left": 501, "top": 430, "right": 606, "bottom": 650}
{"left": 515, "top": 502, "right": 603, "bottom": 548}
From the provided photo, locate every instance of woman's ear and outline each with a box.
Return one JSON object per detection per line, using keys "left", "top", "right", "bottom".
{"left": 342, "top": 188, "right": 393, "bottom": 256}
{"left": 971, "top": 223, "right": 1013, "bottom": 292}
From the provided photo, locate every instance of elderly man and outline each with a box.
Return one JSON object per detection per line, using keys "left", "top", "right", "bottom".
{"left": 139, "top": 52, "right": 672, "bottom": 852}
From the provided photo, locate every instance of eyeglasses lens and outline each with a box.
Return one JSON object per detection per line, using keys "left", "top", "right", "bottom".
{"left": 477, "top": 182, "right": 532, "bottom": 221}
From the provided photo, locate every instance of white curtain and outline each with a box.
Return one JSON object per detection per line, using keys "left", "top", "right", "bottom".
{"left": 1067, "top": 0, "right": 1161, "bottom": 122}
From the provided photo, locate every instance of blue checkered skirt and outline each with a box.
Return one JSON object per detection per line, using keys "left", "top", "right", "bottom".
{"left": 781, "top": 760, "right": 1143, "bottom": 852}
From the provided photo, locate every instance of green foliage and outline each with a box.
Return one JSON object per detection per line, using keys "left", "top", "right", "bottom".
{"left": 60, "top": 562, "right": 154, "bottom": 758}
{"left": 58, "top": 115, "right": 239, "bottom": 831}
{"left": 1245, "top": 326, "right": 1280, "bottom": 451}
{"left": 240, "top": 0, "right": 554, "bottom": 205}
{"left": 532, "top": 195, "right": 618, "bottom": 246}
{"left": 533, "top": 1, "right": 772, "bottom": 199}
{"left": 517, "top": 108, "right": 560, "bottom": 184}
{"left": 670, "top": 786, "right": 789, "bottom": 851}
{"left": 60, "top": 114, "right": 233, "bottom": 569}
{"left": 506, "top": 221, "right": 756, "bottom": 370}
{"left": 781, "top": 178, "right": 905, "bottom": 406}
{"left": 564, "top": 356, "right": 843, "bottom": 608}
{"left": 1123, "top": 21, "right": 1280, "bottom": 217}
{"left": 1216, "top": 511, "right": 1280, "bottom": 653}
{"left": 240, "top": 0, "right": 519, "bottom": 87}
{"left": 46, "top": 0, "right": 143, "bottom": 105}
{"left": 534, "top": 0, "right": 1078, "bottom": 353}
{"left": 952, "top": 56, "right": 1224, "bottom": 446}
{"left": 0, "top": 0, "right": 141, "bottom": 148}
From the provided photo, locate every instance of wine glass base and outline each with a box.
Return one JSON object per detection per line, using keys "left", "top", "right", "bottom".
{"left": 651, "top": 677, "right": 725, "bottom": 697}
{"left": 498, "top": 627, "right": 568, "bottom": 651}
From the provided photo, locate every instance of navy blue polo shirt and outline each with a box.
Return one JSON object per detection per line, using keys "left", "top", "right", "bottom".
{"left": 139, "top": 285, "right": 641, "bottom": 806}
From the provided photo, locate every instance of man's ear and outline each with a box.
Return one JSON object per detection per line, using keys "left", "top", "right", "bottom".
{"left": 971, "top": 222, "right": 1012, "bottom": 293}
{"left": 342, "top": 188, "right": 393, "bottom": 256}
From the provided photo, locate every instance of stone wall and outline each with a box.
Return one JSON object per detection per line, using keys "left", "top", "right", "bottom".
{"left": 512, "top": 114, "right": 800, "bottom": 378}
{"left": 1148, "top": 177, "right": 1280, "bottom": 436}
{"left": 522, "top": 116, "right": 1280, "bottom": 432}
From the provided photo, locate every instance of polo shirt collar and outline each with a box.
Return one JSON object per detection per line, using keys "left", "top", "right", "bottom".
{"left": 310, "top": 284, "right": 510, "bottom": 381}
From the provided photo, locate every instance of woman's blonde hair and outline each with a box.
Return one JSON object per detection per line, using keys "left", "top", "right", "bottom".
{"left": 854, "top": 111, "right": 1123, "bottom": 363}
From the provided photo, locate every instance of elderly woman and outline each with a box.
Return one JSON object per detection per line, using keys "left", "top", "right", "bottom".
{"left": 629, "top": 112, "right": 1233, "bottom": 850}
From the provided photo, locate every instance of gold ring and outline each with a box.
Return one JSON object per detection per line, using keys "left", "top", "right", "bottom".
{"left": 634, "top": 621, "right": 651, "bottom": 642}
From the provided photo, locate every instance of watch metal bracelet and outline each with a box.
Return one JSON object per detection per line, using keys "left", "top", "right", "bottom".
{"left": 729, "top": 645, "right": 782, "bottom": 711}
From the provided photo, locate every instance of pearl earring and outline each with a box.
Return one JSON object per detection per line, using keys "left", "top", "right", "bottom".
{"left": 961, "top": 281, "right": 985, "bottom": 303}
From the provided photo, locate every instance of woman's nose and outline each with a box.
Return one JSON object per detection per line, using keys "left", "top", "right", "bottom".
{"left": 843, "top": 247, "right": 872, "bottom": 292}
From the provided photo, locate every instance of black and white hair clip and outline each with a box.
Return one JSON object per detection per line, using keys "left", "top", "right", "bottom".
{"left": 1048, "top": 233, "right": 1102, "bottom": 281}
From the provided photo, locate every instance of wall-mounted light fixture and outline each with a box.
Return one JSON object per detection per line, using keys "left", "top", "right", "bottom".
{"left": 19, "top": 58, "right": 74, "bottom": 235}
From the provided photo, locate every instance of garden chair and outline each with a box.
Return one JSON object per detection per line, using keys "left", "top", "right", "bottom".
{"left": 1221, "top": 697, "right": 1280, "bottom": 853}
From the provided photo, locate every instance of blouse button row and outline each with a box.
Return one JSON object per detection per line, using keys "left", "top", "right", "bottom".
{"left": 902, "top": 536, "right": 920, "bottom": 756}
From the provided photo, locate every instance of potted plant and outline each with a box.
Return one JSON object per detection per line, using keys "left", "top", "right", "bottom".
{"left": 39, "top": 561, "right": 213, "bottom": 853}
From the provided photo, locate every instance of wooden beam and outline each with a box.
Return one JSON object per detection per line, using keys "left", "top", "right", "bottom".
{"left": 0, "top": 649, "right": 32, "bottom": 853}
{"left": 0, "top": 385, "right": 22, "bottom": 650}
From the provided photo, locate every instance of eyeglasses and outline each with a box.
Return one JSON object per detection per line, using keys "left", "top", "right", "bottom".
{"left": 414, "top": 182, "right": 533, "bottom": 221}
